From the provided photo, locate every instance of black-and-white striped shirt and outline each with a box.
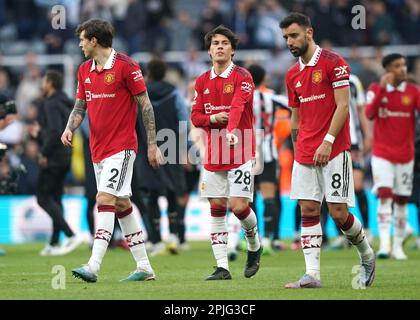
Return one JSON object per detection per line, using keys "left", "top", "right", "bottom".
{"left": 253, "top": 90, "right": 290, "bottom": 163}
{"left": 349, "top": 74, "right": 365, "bottom": 149}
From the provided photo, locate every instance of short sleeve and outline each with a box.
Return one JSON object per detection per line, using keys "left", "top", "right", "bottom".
{"left": 76, "top": 67, "right": 86, "bottom": 100}
{"left": 237, "top": 71, "right": 254, "bottom": 102}
{"left": 124, "top": 62, "right": 147, "bottom": 96}
{"left": 330, "top": 56, "right": 350, "bottom": 89}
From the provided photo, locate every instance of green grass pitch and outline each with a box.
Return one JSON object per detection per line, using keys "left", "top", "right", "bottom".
{"left": 0, "top": 241, "right": 419, "bottom": 300}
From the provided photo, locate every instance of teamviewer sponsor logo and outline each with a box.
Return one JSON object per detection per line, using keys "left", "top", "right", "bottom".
{"left": 85, "top": 91, "right": 116, "bottom": 101}
{"left": 204, "top": 103, "right": 231, "bottom": 114}
{"left": 378, "top": 108, "right": 410, "bottom": 118}
{"left": 298, "top": 93, "right": 326, "bottom": 103}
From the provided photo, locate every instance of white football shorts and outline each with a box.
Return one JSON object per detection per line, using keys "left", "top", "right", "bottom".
{"left": 93, "top": 150, "right": 136, "bottom": 198}
{"left": 199, "top": 160, "right": 255, "bottom": 200}
{"left": 371, "top": 156, "right": 414, "bottom": 196}
{"left": 291, "top": 151, "right": 355, "bottom": 207}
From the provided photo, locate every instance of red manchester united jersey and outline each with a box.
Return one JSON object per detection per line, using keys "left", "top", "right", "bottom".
{"left": 285, "top": 46, "right": 351, "bottom": 164}
{"left": 191, "top": 62, "right": 255, "bottom": 172}
{"left": 365, "top": 81, "right": 420, "bottom": 163}
{"left": 76, "top": 49, "right": 146, "bottom": 163}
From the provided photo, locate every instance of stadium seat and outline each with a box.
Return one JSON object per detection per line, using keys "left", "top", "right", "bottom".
{"left": 64, "top": 40, "right": 80, "bottom": 55}
{"left": 0, "top": 24, "right": 18, "bottom": 42}
{"left": 1, "top": 41, "right": 30, "bottom": 55}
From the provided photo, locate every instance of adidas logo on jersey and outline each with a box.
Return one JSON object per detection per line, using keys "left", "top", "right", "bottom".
{"left": 331, "top": 190, "right": 340, "bottom": 197}
{"left": 295, "top": 81, "right": 302, "bottom": 88}
{"left": 85, "top": 77, "right": 91, "bottom": 84}
{"left": 204, "top": 88, "right": 210, "bottom": 94}
{"left": 242, "top": 186, "right": 250, "bottom": 192}
{"left": 106, "top": 183, "right": 114, "bottom": 189}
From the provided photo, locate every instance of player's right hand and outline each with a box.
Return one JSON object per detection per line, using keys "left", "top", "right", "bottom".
{"left": 148, "top": 143, "right": 163, "bottom": 169}
{"left": 226, "top": 132, "right": 238, "bottom": 148}
{"left": 380, "top": 72, "right": 394, "bottom": 88}
{"left": 215, "top": 112, "right": 229, "bottom": 124}
{"left": 313, "top": 140, "right": 332, "bottom": 166}
{"left": 61, "top": 129, "right": 73, "bottom": 147}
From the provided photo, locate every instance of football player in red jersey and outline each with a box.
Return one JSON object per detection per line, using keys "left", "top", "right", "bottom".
{"left": 365, "top": 53, "right": 420, "bottom": 260}
{"left": 61, "top": 19, "right": 161, "bottom": 283}
{"left": 191, "top": 25, "right": 262, "bottom": 280}
{"left": 281, "top": 12, "right": 375, "bottom": 288}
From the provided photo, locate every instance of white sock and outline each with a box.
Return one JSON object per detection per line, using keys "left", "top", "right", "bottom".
{"left": 235, "top": 207, "right": 261, "bottom": 252}
{"left": 340, "top": 213, "right": 374, "bottom": 261}
{"left": 301, "top": 222, "right": 322, "bottom": 280}
{"left": 117, "top": 208, "right": 153, "bottom": 272}
{"left": 210, "top": 216, "right": 229, "bottom": 270}
{"left": 393, "top": 203, "right": 408, "bottom": 251}
{"left": 377, "top": 198, "right": 392, "bottom": 252}
{"left": 88, "top": 205, "right": 115, "bottom": 274}
{"left": 227, "top": 212, "right": 241, "bottom": 253}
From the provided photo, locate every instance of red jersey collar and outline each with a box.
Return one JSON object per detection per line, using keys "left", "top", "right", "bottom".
{"left": 299, "top": 45, "right": 322, "bottom": 71}
{"left": 210, "top": 62, "right": 235, "bottom": 79}
{"left": 90, "top": 48, "right": 116, "bottom": 72}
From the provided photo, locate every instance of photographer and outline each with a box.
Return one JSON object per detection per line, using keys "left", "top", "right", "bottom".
{"left": 0, "top": 143, "right": 26, "bottom": 195}
{"left": 36, "top": 70, "right": 82, "bottom": 256}
{"left": 0, "top": 93, "right": 18, "bottom": 257}
{"left": 0, "top": 94, "right": 17, "bottom": 130}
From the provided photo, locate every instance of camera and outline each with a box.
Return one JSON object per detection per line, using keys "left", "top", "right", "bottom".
{"left": 0, "top": 94, "right": 17, "bottom": 120}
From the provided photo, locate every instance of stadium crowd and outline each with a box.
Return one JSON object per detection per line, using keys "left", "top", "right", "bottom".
{"left": 1, "top": 0, "right": 420, "bottom": 54}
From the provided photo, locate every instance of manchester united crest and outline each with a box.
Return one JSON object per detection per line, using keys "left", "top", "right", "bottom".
{"left": 312, "top": 70, "right": 322, "bottom": 84}
{"left": 104, "top": 72, "right": 115, "bottom": 85}
{"left": 401, "top": 95, "right": 411, "bottom": 106}
{"left": 223, "top": 83, "right": 234, "bottom": 94}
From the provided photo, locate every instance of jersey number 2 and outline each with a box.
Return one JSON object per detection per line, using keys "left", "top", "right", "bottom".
{"left": 108, "top": 168, "right": 119, "bottom": 183}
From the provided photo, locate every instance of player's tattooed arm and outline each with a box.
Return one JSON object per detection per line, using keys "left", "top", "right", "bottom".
{"left": 66, "top": 99, "right": 86, "bottom": 131}
{"left": 134, "top": 92, "right": 157, "bottom": 145}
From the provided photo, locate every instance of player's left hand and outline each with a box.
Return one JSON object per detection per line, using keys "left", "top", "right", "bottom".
{"left": 313, "top": 141, "right": 332, "bottom": 166}
{"left": 226, "top": 132, "right": 238, "bottom": 148}
{"left": 148, "top": 143, "right": 163, "bottom": 169}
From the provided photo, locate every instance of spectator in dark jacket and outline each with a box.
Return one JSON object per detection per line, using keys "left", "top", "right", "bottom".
{"left": 135, "top": 58, "right": 189, "bottom": 255}
{"left": 36, "top": 70, "right": 83, "bottom": 256}
{"left": 17, "top": 138, "right": 40, "bottom": 195}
